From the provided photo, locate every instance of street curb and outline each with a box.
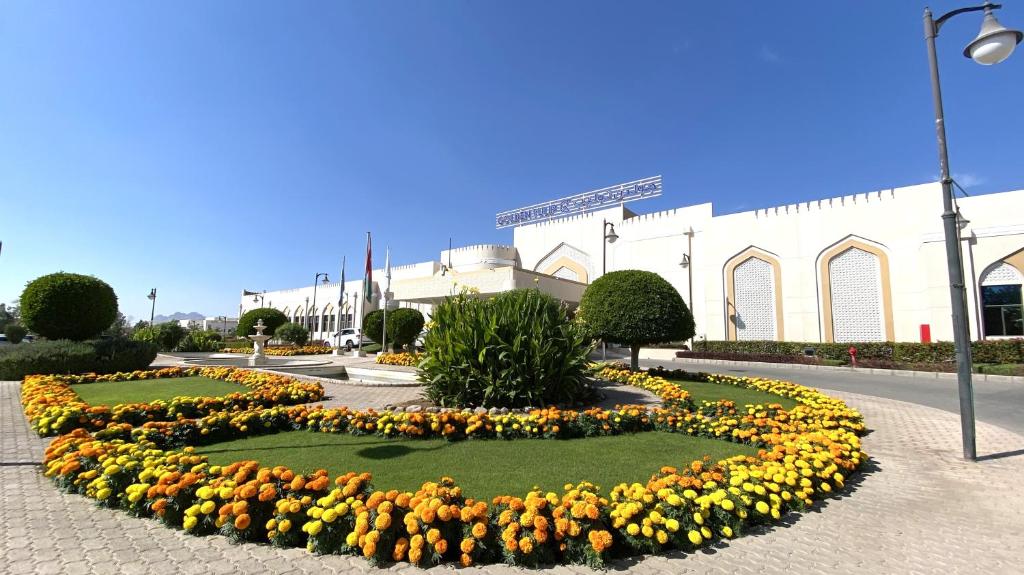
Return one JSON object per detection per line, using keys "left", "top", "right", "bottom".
{"left": 664, "top": 357, "right": 1024, "bottom": 384}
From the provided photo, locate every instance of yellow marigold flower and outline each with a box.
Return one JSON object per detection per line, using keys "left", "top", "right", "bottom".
{"left": 426, "top": 528, "right": 441, "bottom": 545}
{"left": 722, "top": 525, "right": 734, "bottom": 538}
{"left": 720, "top": 499, "right": 735, "bottom": 511}
{"left": 345, "top": 531, "right": 359, "bottom": 547}
{"left": 279, "top": 519, "right": 292, "bottom": 533}
{"left": 306, "top": 520, "right": 322, "bottom": 536}
{"left": 687, "top": 530, "right": 703, "bottom": 546}
{"left": 519, "top": 537, "right": 533, "bottom": 554}
{"left": 755, "top": 501, "right": 770, "bottom": 514}
{"left": 626, "top": 523, "right": 640, "bottom": 536}
{"left": 665, "top": 518, "right": 679, "bottom": 533}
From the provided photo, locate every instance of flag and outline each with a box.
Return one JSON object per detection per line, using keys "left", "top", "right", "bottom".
{"left": 363, "top": 232, "right": 373, "bottom": 302}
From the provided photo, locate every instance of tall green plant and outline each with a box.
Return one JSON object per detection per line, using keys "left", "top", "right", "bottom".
{"left": 419, "top": 289, "right": 594, "bottom": 408}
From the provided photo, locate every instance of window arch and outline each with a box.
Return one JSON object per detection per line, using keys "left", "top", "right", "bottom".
{"left": 724, "top": 247, "right": 784, "bottom": 341}
{"left": 818, "top": 238, "right": 894, "bottom": 342}
{"left": 534, "top": 243, "right": 592, "bottom": 283}
{"left": 979, "top": 260, "right": 1023, "bottom": 337}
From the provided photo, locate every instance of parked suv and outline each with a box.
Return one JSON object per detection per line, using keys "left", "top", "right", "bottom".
{"left": 334, "top": 328, "right": 371, "bottom": 350}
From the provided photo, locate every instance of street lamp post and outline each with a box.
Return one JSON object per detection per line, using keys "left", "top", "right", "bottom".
{"left": 147, "top": 289, "right": 157, "bottom": 325}
{"left": 923, "top": 1, "right": 1021, "bottom": 461}
{"left": 310, "top": 273, "right": 330, "bottom": 343}
{"left": 601, "top": 219, "right": 619, "bottom": 360}
{"left": 680, "top": 227, "right": 695, "bottom": 346}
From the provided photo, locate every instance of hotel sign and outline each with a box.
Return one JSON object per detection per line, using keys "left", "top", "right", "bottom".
{"left": 495, "top": 176, "right": 662, "bottom": 229}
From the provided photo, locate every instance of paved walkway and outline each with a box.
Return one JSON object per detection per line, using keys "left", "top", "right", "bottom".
{"left": 2, "top": 378, "right": 1023, "bottom": 574}
{"left": 639, "top": 357, "right": 1024, "bottom": 437}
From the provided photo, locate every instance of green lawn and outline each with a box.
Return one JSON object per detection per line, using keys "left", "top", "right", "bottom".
{"left": 196, "top": 431, "right": 757, "bottom": 501}
{"left": 71, "top": 376, "right": 249, "bottom": 406}
{"left": 669, "top": 379, "right": 799, "bottom": 410}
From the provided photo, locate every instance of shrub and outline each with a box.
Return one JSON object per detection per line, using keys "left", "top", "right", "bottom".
{"left": 362, "top": 309, "right": 387, "bottom": 346}
{"left": 5, "top": 323, "right": 27, "bottom": 344}
{"left": 132, "top": 322, "right": 187, "bottom": 351}
{"left": 176, "top": 330, "right": 223, "bottom": 352}
{"left": 691, "top": 339, "right": 1024, "bottom": 364}
{"left": 419, "top": 289, "right": 593, "bottom": 408}
{"left": 20, "top": 272, "right": 118, "bottom": 341}
{"left": 237, "top": 308, "right": 288, "bottom": 339}
{"left": 388, "top": 308, "right": 425, "bottom": 350}
{"left": 578, "top": 270, "right": 695, "bottom": 371}
{"left": 275, "top": 322, "right": 309, "bottom": 346}
{"left": 0, "top": 337, "right": 156, "bottom": 380}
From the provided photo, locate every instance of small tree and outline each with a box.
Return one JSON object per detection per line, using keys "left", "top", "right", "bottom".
{"left": 578, "top": 270, "right": 695, "bottom": 371}
{"left": 275, "top": 322, "right": 309, "bottom": 346}
{"left": 20, "top": 273, "right": 118, "bottom": 341}
{"left": 388, "top": 308, "right": 425, "bottom": 350}
{"left": 237, "top": 308, "right": 288, "bottom": 339}
{"left": 363, "top": 309, "right": 387, "bottom": 346}
{"left": 4, "top": 323, "right": 27, "bottom": 344}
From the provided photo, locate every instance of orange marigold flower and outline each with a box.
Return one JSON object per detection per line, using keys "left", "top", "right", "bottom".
{"left": 234, "top": 513, "right": 251, "bottom": 530}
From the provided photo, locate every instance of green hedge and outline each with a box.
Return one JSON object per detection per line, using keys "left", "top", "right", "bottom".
{"left": 0, "top": 338, "right": 158, "bottom": 380}
{"left": 691, "top": 339, "right": 1024, "bottom": 364}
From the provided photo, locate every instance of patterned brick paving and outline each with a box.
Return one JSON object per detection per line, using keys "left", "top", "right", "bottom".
{"left": 2, "top": 378, "right": 1022, "bottom": 574}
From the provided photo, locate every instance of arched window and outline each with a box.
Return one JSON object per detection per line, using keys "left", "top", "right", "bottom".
{"left": 819, "top": 239, "right": 893, "bottom": 342}
{"left": 980, "top": 261, "right": 1024, "bottom": 337}
{"left": 724, "top": 248, "right": 783, "bottom": 341}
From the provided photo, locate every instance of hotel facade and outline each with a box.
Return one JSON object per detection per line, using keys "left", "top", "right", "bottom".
{"left": 242, "top": 181, "right": 1024, "bottom": 345}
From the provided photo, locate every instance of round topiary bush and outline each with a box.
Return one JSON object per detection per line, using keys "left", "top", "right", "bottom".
{"left": 4, "top": 323, "right": 27, "bottom": 344}
{"left": 388, "top": 308, "right": 425, "bottom": 350}
{"left": 362, "top": 309, "right": 387, "bottom": 346}
{"left": 237, "top": 308, "right": 288, "bottom": 339}
{"left": 20, "top": 273, "right": 118, "bottom": 341}
{"left": 578, "top": 270, "right": 695, "bottom": 371}
{"left": 275, "top": 322, "right": 309, "bottom": 346}
{"left": 419, "top": 289, "right": 593, "bottom": 408}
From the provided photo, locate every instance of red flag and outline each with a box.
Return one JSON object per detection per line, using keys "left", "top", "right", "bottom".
{"left": 363, "top": 232, "right": 373, "bottom": 302}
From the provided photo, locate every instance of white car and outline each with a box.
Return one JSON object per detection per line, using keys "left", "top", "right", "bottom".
{"left": 333, "top": 328, "right": 372, "bottom": 350}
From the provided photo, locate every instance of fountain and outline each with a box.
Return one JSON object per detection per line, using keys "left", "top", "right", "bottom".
{"left": 247, "top": 319, "right": 271, "bottom": 366}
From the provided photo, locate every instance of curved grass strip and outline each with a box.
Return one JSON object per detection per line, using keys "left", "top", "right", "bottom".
{"left": 21, "top": 367, "right": 324, "bottom": 436}
{"left": 39, "top": 364, "right": 866, "bottom": 568}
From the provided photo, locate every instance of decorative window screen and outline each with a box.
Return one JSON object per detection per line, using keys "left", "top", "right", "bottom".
{"left": 733, "top": 257, "right": 777, "bottom": 340}
{"left": 552, "top": 266, "right": 579, "bottom": 281}
{"left": 829, "top": 247, "right": 884, "bottom": 342}
{"left": 980, "top": 262, "right": 1024, "bottom": 286}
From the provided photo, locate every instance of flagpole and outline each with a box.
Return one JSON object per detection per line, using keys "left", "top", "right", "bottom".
{"left": 381, "top": 247, "right": 391, "bottom": 354}
{"left": 336, "top": 256, "right": 346, "bottom": 349}
{"left": 359, "top": 232, "right": 371, "bottom": 354}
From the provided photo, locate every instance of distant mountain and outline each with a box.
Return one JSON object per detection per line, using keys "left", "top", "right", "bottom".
{"left": 153, "top": 312, "right": 205, "bottom": 324}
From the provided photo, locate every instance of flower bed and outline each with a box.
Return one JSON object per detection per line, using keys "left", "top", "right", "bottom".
{"left": 220, "top": 346, "right": 334, "bottom": 356}
{"left": 375, "top": 352, "right": 422, "bottom": 367}
{"left": 21, "top": 367, "right": 324, "bottom": 436}
{"left": 35, "top": 363, "right": 867, "bottom": 568}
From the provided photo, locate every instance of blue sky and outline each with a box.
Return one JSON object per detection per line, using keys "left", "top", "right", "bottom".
{"left": 1, "top": 1, "right": 1021, "bottom": 321}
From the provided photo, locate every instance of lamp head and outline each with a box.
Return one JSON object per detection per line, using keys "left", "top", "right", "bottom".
{"left": 605, "top": 224, "right": 619, "bottom": 244}
{"left": 680, "top": 254, "right": 690, "bottom": 268}
{"left": 321, "top": 274, "right": 330, "bottom": 284}
{"left": 964, "top": 6, "right": 1022, "bottom": 65}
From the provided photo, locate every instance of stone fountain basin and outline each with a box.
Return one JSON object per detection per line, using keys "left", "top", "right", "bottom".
{"left": 182, "top": 355, "right": 333, "bottom": 369}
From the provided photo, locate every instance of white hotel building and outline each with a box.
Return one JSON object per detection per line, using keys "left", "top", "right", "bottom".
{"left": 241, "top": 180, "right": 1024, "bottom": 344}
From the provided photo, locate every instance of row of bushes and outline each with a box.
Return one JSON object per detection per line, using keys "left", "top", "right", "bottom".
{"left": 0, "top": 338, "right": 157, "bottom": 380}
{"left": 677, "top": 351, "right": 836, "bottom": 366}
{"left": 691, "top": 339, "right": 1024, "bottom": 364}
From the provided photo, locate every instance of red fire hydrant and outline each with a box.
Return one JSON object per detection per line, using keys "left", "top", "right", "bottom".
{"left": 848, "top": 346, "right": 857, "bottom": 367}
